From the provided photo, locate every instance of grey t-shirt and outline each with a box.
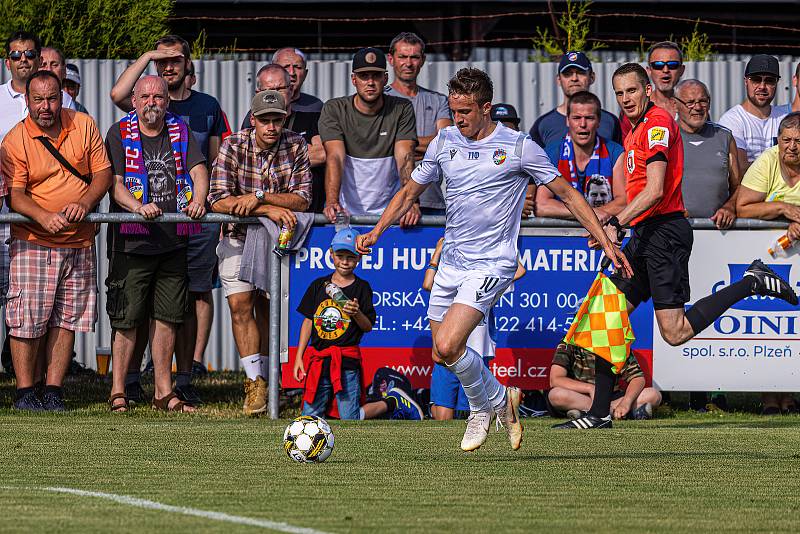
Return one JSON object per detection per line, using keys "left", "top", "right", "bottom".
{"left": 319, "top": 94, "right": 417, "bottom": 215}
{"left": 680, "top": 122, "right": 733, "bottom": 218}
{"left": 106, "top": 122, "right": 205, "bottom": 254}
{"left": 384, "top": 84, "right": 450, "bottom": 210}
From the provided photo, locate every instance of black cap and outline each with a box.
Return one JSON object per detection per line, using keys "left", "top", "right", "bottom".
{"left": 745, "top": 54, "right": 780, "bottom": 78}
{"left": 558, "top": 51, "right": 592, "bottom": 73}
{"left": 352, "top": 47, "right": 386, "bottom": 73}
{"left": 491, "top": 103, "right": 520, "bottom": 124}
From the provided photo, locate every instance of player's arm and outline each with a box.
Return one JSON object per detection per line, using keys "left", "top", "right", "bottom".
{"left": 549, "top": 364, "right": 593, "bottom": 395}
{"left": 545, "top": 176, "right": 632, "bottom": 277}
{"left": 395, "top": 139, "right": 420, "bottom": 227}
{"left": 535, "top": 182, "right": 573, "bottom": 219}
{"left": 356, "top": 179, "right": 429, "bottom": 254}
{"left": 613, "top": 159, "right": 666, "bottom": 227}
{"left": 598, "top": 156, "right": 628, "bottom": 217}
{"left": 422, "top": 237, "right": 445, "bottom": 291}
{"left": 513, "top": 260, "right": 526, "bottom": 281}
{"left": 293, "top": 318, "right": 313, "bottom": 381}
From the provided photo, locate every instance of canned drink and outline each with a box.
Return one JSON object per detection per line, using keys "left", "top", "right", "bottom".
{"left": 277, "top": 224, "right": 294, "bottom": 250}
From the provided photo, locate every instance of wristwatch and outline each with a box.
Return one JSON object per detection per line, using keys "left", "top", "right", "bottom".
{"left": 254, "top": 190, "right": 265, "bottom": 202}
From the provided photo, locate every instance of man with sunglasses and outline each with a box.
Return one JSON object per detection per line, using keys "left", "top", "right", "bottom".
{"left": 719, "top": 55, "right": 788, "bottom": 171}
{"left": 620, "top": 42, "right": 685, "bottom": 140}
{"left": 1, "top": 32, "right": 43, "bottom": 142}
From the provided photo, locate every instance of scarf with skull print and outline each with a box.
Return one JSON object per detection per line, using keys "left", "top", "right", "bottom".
{"left": 119, "top": 110, "right": 199, "bottom": 235}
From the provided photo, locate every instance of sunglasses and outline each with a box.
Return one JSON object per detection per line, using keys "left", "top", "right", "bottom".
{"left": 747, "top": 75, "right": 778, "bottom": 86}
{"left": 8, "top": 49, "right": 38, "bottom": 61}
{"left": 649, "top": 61, "right": 682, "bottom": 71}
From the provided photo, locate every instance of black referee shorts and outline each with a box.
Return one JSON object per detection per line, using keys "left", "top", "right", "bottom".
{"left": 609, "top": 212, "right": 693, "bottom": 311}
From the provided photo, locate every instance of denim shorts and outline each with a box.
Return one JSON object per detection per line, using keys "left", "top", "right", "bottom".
{"left": 302, "top": 368, "right": 362, "bottom": 420}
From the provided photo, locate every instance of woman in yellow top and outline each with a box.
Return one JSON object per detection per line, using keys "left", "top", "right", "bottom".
{"left": 737, "top": 111, "right": 800, "bottom": 415}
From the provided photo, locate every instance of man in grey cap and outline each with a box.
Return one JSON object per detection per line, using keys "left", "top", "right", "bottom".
{"left": 209, "top": 89, "right": 312, "bottom": 415}
{"left": 319, "top": 47, "right": 418, "bottom": 225}
{"left": 63, "top": 63, "right": 88, "bottom": 114}
{"left": 719, "top": 54, "right": 788, "bottom": 170}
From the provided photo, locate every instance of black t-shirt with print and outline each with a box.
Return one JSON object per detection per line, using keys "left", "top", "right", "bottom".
{"left": 297, "top": 274, "right": 376, "bottom": 354}
{"left": 105, "top": 122, "right": 205, "bottom": 255}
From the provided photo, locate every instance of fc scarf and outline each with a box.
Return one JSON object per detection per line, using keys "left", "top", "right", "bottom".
{"left": 119, "top": 111, "right": 199, "bottom": 235}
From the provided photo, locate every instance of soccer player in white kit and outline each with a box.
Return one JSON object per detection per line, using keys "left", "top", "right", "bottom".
{"left": 357, "top": 68, "right": 630, "bottom": 452}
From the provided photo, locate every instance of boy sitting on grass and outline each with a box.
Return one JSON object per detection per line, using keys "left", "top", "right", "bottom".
{"left": 293, "top": 228, "right": 423, "bottom": 420}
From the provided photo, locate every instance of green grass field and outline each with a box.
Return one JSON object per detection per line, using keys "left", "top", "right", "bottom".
{"left": 2, "top": 374, "right": 800, "bottom": 533}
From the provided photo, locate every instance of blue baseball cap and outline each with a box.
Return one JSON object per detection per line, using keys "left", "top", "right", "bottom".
{"left": 330, "top": 228, "right": 360, "bottom": 255}
{"left": 558, "top": 51, "right": 592, "bottom": 73}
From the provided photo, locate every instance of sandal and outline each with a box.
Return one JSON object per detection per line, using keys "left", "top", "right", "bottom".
{"left": 152, "top": 392, "right": 193, "bottom": 413}
{"left": 108, "top": 393, "right": 129, "bottom": 413}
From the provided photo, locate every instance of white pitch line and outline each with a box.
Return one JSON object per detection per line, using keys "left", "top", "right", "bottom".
{"left": 2, "top": 486, "right": 330, "bottom": 534}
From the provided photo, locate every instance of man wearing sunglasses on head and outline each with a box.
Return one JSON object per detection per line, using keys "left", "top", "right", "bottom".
{"left": 719, "top": 55, "right": 788, "bottom": 172}
{"left": 620, "top": 42, "right": 685, "bottom": 139}
{"left": 1, "top": 32, "right": 42, "bottom": 142}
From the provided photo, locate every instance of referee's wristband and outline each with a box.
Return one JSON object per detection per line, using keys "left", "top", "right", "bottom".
{"left": 606, "top": 216, "right": 623, "bottom": 231}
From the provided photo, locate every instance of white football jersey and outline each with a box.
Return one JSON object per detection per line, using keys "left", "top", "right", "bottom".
{"left": 412, "top": 122, "right": 558, "bottom": 277}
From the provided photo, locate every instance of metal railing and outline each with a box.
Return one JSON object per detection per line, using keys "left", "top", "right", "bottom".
{"left": 0, "top": 213, "right": 790, "bottom": 418}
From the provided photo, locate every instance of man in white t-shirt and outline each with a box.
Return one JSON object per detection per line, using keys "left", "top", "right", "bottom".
{"left": 356, "top": 67, "right": 630, "bottom": 453}
{"left": 718, "top": 54, "right": 788, "bottom": 171}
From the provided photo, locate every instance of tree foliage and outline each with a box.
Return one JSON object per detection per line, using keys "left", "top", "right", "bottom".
{"left": 0, "top": 0, "right": 173, "bottom": 58}
{"left": 531, "top": 0, "right": 606, "bottom": 61}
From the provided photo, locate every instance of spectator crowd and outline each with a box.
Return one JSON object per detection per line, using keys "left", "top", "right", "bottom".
{"left": 1, "top": 29, "right": 799, "bottom": 417}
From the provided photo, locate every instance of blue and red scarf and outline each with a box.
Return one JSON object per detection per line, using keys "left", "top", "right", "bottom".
{"left": 556, "top": 134, "right": 614, "bottom": 198}
{"left": 119, "top": 110, "right": 199, "bottom": 235}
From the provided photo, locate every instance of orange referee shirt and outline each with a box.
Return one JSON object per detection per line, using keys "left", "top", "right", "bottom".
{"left": 623, "top": 102, "right": 685, "bottom": 226}
{"left": 0, "top": 109, "right": 111, "bottom": 248}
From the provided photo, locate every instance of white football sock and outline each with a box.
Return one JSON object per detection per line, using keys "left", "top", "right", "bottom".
{"left": 240, "top": 354, "right": 263, "bottom": 381}
{"left": 482, "top": 363, "right": 506, "bottom": 412}
{"left": 359, "top": 407, "right": 366, "bottom": 420}
{"left": 446, "top": 347, "right": 490, "bottom": 413}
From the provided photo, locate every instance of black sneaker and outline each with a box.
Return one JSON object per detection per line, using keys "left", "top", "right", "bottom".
{"left": 175, "top": 384, "right": 203, "bottom": 407}
{"left": 552, "top": 414, "right": 613, "bottom": 429}
{"left": 13, "top": 390, "right": 45, "bottom": 412}
{"left": 67, "top": 358, "right": 96, "bottom": 377}
{"left": 191, "top": 361, "right": 208, "bottom": 378}
{"left": 41, "top": 391, "right": 66, "bottom": 412}
{"left": 745, "top": 260, "right": 799, "bottom": 305}
{"left": 125, "top": 381, "right": 145, "bottom": 405}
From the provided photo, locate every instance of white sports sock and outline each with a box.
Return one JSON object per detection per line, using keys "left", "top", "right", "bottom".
{"left": 446, "top": 347, "right": 491, "bottom": 412}
{"left": 359, "top": 407, "right": 366, "bottom": 420}
{"left": 240, "top": 354, "right": 263, "bottom": 381}
{"left": 259, "top": 354, "right": 269, "bottom": 378}
{"left": 482, "top": 363, "right": 506, "bottom": 411}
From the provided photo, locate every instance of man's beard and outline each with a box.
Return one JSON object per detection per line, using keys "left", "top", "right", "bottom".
{"left": 166, "top": 73, "right": 186, "bottom": 91}
{"left": 141, "top": 105, "right": 164, "bottom": 125}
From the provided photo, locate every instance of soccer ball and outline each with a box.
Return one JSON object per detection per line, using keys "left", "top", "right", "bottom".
{"left": 283, "top": 415, "right": 335, "bottom": 463}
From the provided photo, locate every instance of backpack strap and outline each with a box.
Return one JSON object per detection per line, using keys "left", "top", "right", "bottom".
{"left": 35, "top": 136, "right": 91, "bottom": 185}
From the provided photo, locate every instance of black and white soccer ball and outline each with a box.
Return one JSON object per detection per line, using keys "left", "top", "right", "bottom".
{"left": 283, "top": 415, "right": 334, "bottom": 463}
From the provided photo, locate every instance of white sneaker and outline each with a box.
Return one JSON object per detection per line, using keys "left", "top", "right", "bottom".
{"left": 496, "top": 386, "right": 524, "bottom": 450}
{"left": 461, "top": 411, "right": 493, "bottom": 452}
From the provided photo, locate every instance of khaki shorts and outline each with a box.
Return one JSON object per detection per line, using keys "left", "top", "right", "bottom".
{"left": 216, "top": 236, "right": 256, "bottom": 297}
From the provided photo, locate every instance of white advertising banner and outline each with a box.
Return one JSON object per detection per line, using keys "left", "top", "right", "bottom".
{"left": 653, "top": 230, "right": 800, "bottom": 391}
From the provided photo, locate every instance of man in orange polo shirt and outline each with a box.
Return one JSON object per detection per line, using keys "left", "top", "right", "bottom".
{"left": 556, "top": 63, "right": 798, "bottom": 430}
{"left": 0, "top": 70, "right": 112, "bottom": 411}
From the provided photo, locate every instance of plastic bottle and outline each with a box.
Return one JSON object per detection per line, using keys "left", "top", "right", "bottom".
{"left": 334, "top": 211, "right": 350, "bottom": 232}
{"left": 768, "top": 233, "right": 795, "bottom": 258}
{"left": 273, "top": 224, "right": 295, "bottom": 257}
{"left": 324, "top": 282, "right": 350, "bottom": 308}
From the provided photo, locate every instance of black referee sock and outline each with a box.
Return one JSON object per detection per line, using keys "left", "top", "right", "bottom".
{"left": 383, "top": 396, "right": 398, "bottom": 413}
{"left": 588, "top": 357, "right": 615, "bottom": 419}
{"left": 45, "top": 385, "right": 64, "bottom": 399}
{"left": 15, "top": 386, "right": 35, "bottom": 401}
{"left": 685, "top": 278, "right": 753, "bottom": 335}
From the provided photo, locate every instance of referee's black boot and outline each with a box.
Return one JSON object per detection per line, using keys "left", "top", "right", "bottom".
{"left": 552, "top": 414, "right": 612, "bottom": 429}
{"left": 744, "top": 259, "right": 799, "bottom": 305}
